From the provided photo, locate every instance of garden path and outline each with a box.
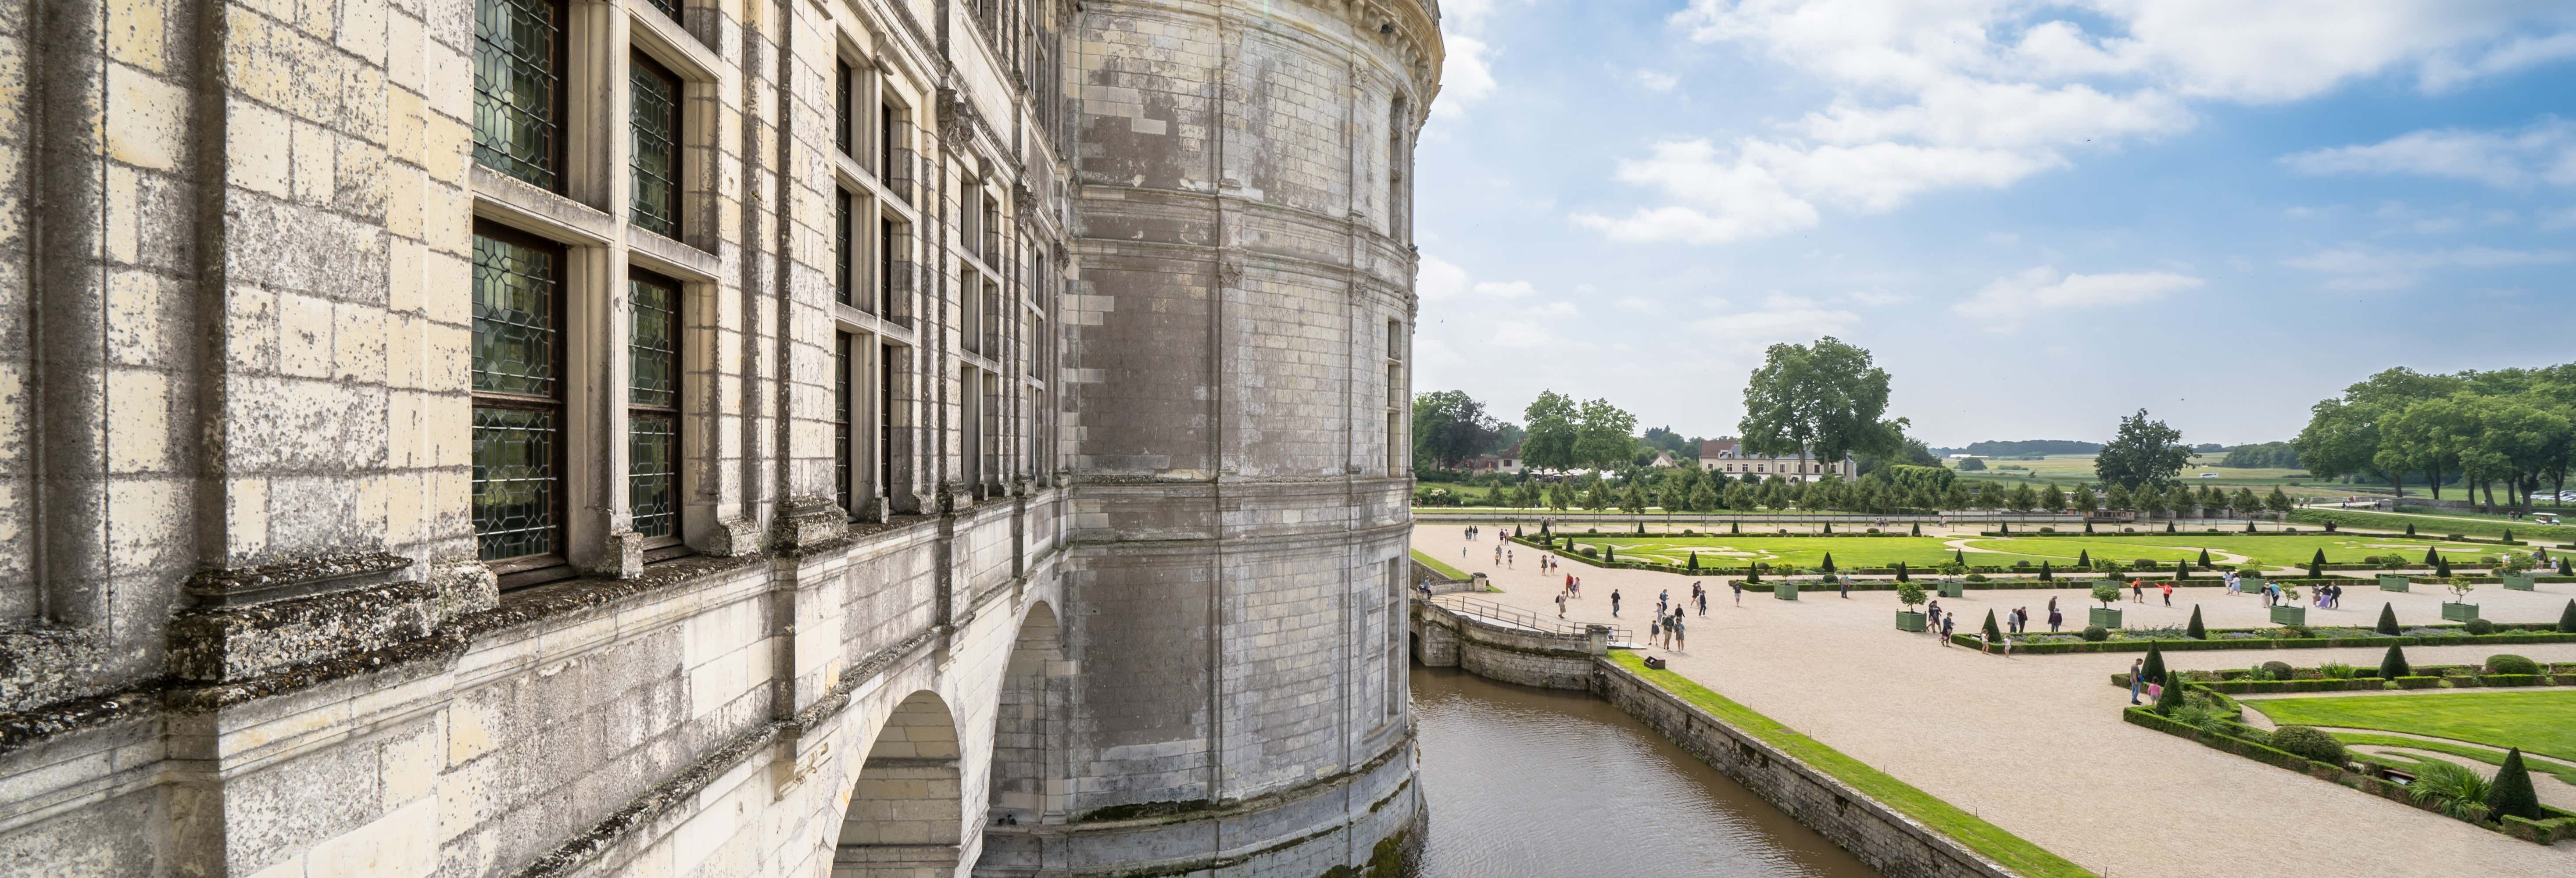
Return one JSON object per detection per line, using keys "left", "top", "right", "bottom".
{"left": 1424, "top": 525, "right": 2576, "bottom": 878}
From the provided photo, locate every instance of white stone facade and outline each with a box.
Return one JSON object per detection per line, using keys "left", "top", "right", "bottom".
{"left": 0, "top": 0, "right": 1441, "bottom": 876}
{"left": 1698, "top": 439, "right": 1858, "bottom": 483}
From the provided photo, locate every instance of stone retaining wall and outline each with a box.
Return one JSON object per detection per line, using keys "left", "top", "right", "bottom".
{"left": 1406, "top": 601, "right": 1602, "bottom": 690}
{"left": 1591, "top": 664, "right": 2021, "bottom": 878}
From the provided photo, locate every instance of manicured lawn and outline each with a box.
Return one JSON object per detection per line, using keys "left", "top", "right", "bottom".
{"left": 1561, "top": 535, "right": 2036, "bottom": 569}
{"left": 1410, "top": 549, "right": 1469, "bottom": 581}
{"left": 2247, "top": 690, "right": 2576, "bottom": 763}
{"left": 2330, "top": 732, "right": 2576, "bottom": 786}
{"left": 1959, "top": 535, "right": 2497, "bottom": 568}
{"left": 1613, "top": 652, "right": 2095, "bottom": 878}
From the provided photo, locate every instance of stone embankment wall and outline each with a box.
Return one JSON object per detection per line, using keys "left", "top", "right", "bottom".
{"left": 1410, "top": 597, "right": 2025, "bottom": 878}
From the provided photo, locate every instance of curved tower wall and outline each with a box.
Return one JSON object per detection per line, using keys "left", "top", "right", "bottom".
{"left": 1032, "top": 0, "right": 1443, "bottom": 871}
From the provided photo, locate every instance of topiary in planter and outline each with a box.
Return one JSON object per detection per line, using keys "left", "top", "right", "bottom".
{"left": 2268, "top": 726, "right": 2346, "bottom": 765}
{"left": 2380, "top": 643, "right": 2411, "bottom": 679}
{"left": 2463, "top": 617, "right": 2494, "bottom": 635}
{"left": 2142, "top": 642, "right": 2167, "bottom": 684}
{"left": 2487, "top": 654, "right": 2540, "bottom": 675}
{"left": 2485, "top": 749, "right": 2544, "bottom": 821}
{"left": 2376, "top": 602, "right": 2401, "bottom": 635}
{"left": 2186, "top": 605, "right": 2206, "bottom": 639}
{"left": 2081, "top": 625, "right": 2109, "bottom": 642}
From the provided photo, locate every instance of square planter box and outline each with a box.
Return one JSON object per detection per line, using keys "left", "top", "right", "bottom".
{"left": 2502, "top": 572, "right": 2537, "bottom": 591}
{"left": 1939, "top": 582, "right": 1965, "bottom": 599}
{"left": 2271, "top": 605, "right": 2307, "bottom": 626}
{"left": 2089, "top": 607, "right": 2123, "bottom": 628}
{"left": 2377, "top": 575, "right": 2411, "bottom": 592}
{"left": 2239, "top": 575, "right": 2266, "bottom": 593}
{"left": 1896, "top": 610, "right": 1927, "bottom": 632}
{"left": 1775, "top": 581, "right": 1799, "bottom": 600}
{"left": 2441, "top": 602, "right": 2480, "bottom": 621}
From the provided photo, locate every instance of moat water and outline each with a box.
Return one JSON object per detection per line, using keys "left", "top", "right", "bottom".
{"left": 1409, "top": 664, "right": 1878, "bottom": 878}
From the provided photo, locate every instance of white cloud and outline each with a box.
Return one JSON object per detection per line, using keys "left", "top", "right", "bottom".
{"left": 1615, "top": 296, "right": 1655, "bottom": 313}
{"left": 1473, "top": 280, "right": 1537, "bottom": 299}
{"left": 1634, "top": 69, "right": 1680, "bottom": 92}
{"left": 2280, "top": 118, "right": 2576, "bottom": 189}
{"left": 1436, "top": 34, "right": 1499, "bottom": 117}
{"left": 1686, "top": 293, "right": 1861, "bottom": 353}
{"left": 1418, "top": 254, "right": 1471, "bottom": 300}
{"left": 2282, "top": 244, "right": 2572, "bottom": 292}
{"left": 1953, "top": 266, "right": 2204, "bottom": 333}
{"left": 1595, "top": 1, "right": 2576, "bottom": 245}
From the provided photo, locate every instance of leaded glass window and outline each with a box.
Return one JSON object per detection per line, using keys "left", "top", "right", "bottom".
{"left": 836, "top": 60, "right": 855, "bottom": 155}
{"left": 630, "top": 272, "right": 682, "bottom": 541}
{"left": 472, "top": 225, "right": 564, "bottom": 562}
{"left": 835, "top": 333, "right": 854, "bottom": 516}
{"left": 473, "top": 0, "right": 564, "bottom": 189}
{"left": 836, "top": 189, "right": 854, "bottom": 306}
{"left": 630, "top": 54, "right": 682, "bottom": 239}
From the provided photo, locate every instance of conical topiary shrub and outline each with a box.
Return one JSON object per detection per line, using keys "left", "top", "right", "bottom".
{"left": 1954, "top": 549, "right": 1966, "bottom": 565}
{"left": 2142, "top": 641, "right": 2166, "bottom": 685}
{"left": 2197, "top": 549, "right": 2211, "bottom": 569}
{"left": 2436, "top": 555, "right": 2452, "bottom": 578}
{"left": 2085, "top": 522, "right": 2096, "bottom": 534}
{"left": 1747, "top": 563, "right": 1761, "bottom": 584}
{"left": 2039, "top": 561, "right": 2053, "bottom": 582}
{"left": 2166, "top": 521, "right": 2176, "bottom": 533}
{"left": 2377, "top": 602, "right": 2401, "bottom": 635}
{"left": 2245, "top": 521, "right": 2257, "bottom": 533}
{"left": 2486, "top": 748, "right": 2543, "bottom": 821}
{"left": 1999, "top": 522, "right": 2011, "bottom": 534}
{"left": 1982, "top": 609, "right": 2001, "bottom": 643}
{"left": 1824, "top": 522, "right": 1834, "bottom": 534}
{"left": 2078, "top": 550, "right": 2092, "bottom": 567}
{"left": 2503, "top": 528, "right": 2514, "bottom": 543}
{"left": 2560, "top": 598, "right": 2576, "bottom": 634}
{"left": 2560, "top": 557, "right": 2573, "bottom": 576}
{"left": 1894, "top": 561, "right": 1909, "bottom": 582}
{"left": 2380, "top": 642, "right": 2411, "bottom": 679}
{"left": 2155, "top": 667, "right": 2187, "bottom": 714}
{"left": 1911, "top": 522, "right": 1921, "bottom": 536}
{"left": 1687, "top": 552, "right": 1699, "bottom": 572}
{"left": 1821, "top": 553, "right": 1837, "bottom": 573}
{"left": 2307, "top": 549, "right": 2326, "bottom": 579}
{"left": 1731, "top": 521, "right": 1741, "bottom": 535}
{"left": 1604, "top": 545, "right": 1616, "bottom": 562}
{"left": 2187, "top": 605, "right": 2206, "bottom": 639}
{"left": 2405, "top": 523, "right": 2416, "bottom": 535}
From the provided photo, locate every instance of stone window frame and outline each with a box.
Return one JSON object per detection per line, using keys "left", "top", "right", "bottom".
{"left": 826, "top": 31, "right": 930, "bottom": 521}
{"left": 626, "top": 268, "right": 686, "bottom": 556}
{"left": 1386, "top": 318, "right": 1406, "bottom": 475}
{"left": 469, "top": 221, "right": 572, "bottom": 580}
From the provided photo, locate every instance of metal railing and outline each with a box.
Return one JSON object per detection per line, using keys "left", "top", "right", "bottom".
{"left": 1428, "top": 595, "right": 1631, "bottom": 642}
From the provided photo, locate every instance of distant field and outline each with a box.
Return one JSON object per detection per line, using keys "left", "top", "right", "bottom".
{"left": 1950, "top": 453, "right": 2371, "bottom": 500}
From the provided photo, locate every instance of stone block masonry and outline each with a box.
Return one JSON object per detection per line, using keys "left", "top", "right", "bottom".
{"left": 0, "top": 1, "right": 1444, "bottom": 878}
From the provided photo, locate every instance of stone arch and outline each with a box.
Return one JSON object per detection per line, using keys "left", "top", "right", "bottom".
{"left": 837, "top": 690, "right": 964, "bottom": 878}
{"left": 986, "top": 601, "right": 1068, "bottom": 826}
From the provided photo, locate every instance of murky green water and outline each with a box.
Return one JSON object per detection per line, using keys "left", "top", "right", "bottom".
{"left": 1410, "top": 665, "right": 1879, "bottom": 878}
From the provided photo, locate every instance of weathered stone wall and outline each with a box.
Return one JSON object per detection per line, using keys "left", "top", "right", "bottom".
{"left": 1408, "top": 600, "right": 1602, "bottom": 690}
{"left": 0, "top": 0, "right": 1441, "bottom": 875}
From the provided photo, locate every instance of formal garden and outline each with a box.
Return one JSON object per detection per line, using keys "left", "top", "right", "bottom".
{"left": 1510, "top": 525, "right": 2574, "bottom": 581}
{"left": 2119, "top": 648, "right": 2576, "bottom": 844}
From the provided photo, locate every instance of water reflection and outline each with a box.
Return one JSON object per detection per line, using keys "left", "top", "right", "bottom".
{"left": 1410, "top": 664, "right": 1878, "bottom": 878}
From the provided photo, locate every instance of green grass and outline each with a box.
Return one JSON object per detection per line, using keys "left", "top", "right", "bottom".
{"left": 1611, "top": 652, "right": 2095, "bottom": 878}
{"left": 2247, "top": 690, "right": 2576, "bottom": 763}
{"left": 2330, "top": 732, "right": 2576, "bottom": 786}
{"left": 1564, "top": 535, "right": 2033, "bottom": 569}
{"left": 2289, "top": 508, "right": 2576, "bottom": 543}
{"left": 1959, "top": 535, "right": 2497, "bottom": 568}
{"left": 1410, "top": 549, "right": 1469, "bottom": 581}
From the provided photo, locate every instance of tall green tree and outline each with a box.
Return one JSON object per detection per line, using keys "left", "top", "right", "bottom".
{"left": 1521, "top": 391, "right": 1581, "bottom": 472}
{"left": 2039, "top": 482, "right": 2067, "bottom": 512}
{"left": 2096, "top": 409, "right": 2190, "bottom": 490}
{"left": 2069, "top": 482, "right": 2098, "bottom": 513}
{"left": 1575, "top": 397, "right": 1639, "bottom": 470}
{"left": 1411, "top": 390, "right": 1500, "bottom": 470}
{"left": 2007, "top": 482, "right": 2038, "bottom": 512}
{"left": 1739, "top": 337, "right": 1907, "bottom": 477}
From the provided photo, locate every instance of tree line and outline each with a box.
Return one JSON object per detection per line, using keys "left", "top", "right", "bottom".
{"left": 2294, "top": 365, "right": 2574, "bottom": 510}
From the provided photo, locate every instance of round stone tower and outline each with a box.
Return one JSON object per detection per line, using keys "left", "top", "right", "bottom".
{"left": 986, "top": 0, "right": 1443, "bottom": 874}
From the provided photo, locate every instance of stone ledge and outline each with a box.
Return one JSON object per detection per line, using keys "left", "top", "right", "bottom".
{"left": 183, "top": 552, "right": 415, "bottom": 607}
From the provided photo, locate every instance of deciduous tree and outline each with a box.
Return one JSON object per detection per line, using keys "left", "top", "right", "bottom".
{"left": 2096, "top": 409, "right": 2190, "bottom": 490}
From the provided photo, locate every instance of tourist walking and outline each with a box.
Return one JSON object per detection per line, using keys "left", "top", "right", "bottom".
{"left": 2129, "top": 659, "right": 2146, "bottom": 704}
{"left": 2161, "top": 580, "right": 2173, "bottom": 607}
{"left": 1839, "top": 576, "right": 1850, "bottom": 599}
{"left": 2131, "top": 578, "right": 2144, "bottom": 603}
{"left": 1731, "top": 579, "right": 1743, "bottom": 606}
{"left": 2048, "top": 605, "right": 2062, "bottom": 632}
{"left": 1939, "top": 613, "right": 1955, "bottom": 645}
{"left": 1927, "top": 600, "right": 1942, "bottom": 634}
{"left": 1556, "top": 592, "right": 1567, "bottom": 619}
{"left": 1649, "top": 614, "right": 1661, "bottom": 644}
{"left": 1697, "top": 589, "right": 1708, "bottom": 616}
{"left": 1611, "top": 589, "right": 1622, "bottom": 617}
{"left": 1670, "top": 611, "right": 1686, "bottom": 651}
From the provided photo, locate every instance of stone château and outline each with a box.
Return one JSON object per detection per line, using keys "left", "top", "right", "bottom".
{"left": 0, "top": 0, "right": 1442, "bottom": 875}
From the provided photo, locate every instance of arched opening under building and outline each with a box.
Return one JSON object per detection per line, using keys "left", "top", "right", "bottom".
{"left": 986, "top": 602, "right": 1067, "bottom": 827}
{"left": 836, "top": 690, "right": 963, "bottom": 878}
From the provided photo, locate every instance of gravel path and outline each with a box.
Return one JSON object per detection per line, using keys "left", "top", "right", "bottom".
{"left": 1420, "top": 525, "right": 2576, "bottom": 876}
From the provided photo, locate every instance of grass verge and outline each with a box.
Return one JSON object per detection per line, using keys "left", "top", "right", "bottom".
{"left": 2246, "top": 689, "right": 2576, "bottom": 762}
{"left": 1410, "top": 549, "right": 1469, "bottom": 582}
{"left": 1609, "top": 651, "right": 2094, "bottom": 878}
{"left": 2330, "top": 732, "right": 2576, "bottom": 785}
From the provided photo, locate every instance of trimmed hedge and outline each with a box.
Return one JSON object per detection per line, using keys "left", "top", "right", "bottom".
{"left": 2121, "top": 707, "right": 2576, "bottom": 844}
{"left": 1974, "top": 628, "right": 2576, "bottom": 654}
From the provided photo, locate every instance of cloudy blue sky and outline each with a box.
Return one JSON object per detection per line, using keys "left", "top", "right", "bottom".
{"left": 1409, "top": 0, "right": 2576, "bottom": 449}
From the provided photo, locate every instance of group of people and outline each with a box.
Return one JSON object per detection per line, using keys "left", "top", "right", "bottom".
{"left": 1646, "top": 588, "right": 1689, "bottom": 650}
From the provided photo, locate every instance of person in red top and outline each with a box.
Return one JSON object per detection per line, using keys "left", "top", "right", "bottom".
{"left": 2160, "top": 579, "right": 2173, "bottom": 606}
